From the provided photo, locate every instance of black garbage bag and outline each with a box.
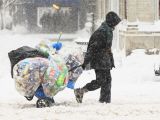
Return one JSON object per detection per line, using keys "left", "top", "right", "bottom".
{"left": 8, "top": 46, "right": 49, "bottom": 78}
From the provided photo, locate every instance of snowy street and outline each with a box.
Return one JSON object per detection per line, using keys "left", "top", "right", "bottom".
{"left": 0, "top": 32, "right": 160, "bottom": 120}
{"left": 1, "top": 100, "right": 160, "bottom": 120}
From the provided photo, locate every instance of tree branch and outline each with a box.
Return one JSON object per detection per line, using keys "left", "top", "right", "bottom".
{"left": 4, "top": 0, "right": 16, "bottom": 8}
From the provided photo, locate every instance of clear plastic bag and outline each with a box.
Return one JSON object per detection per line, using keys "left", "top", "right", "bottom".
{"left": 13, "top": 57, "right": 49, "bottom": 97}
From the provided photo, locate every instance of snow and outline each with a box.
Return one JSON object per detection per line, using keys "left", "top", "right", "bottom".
{"left": 1, "top": 31, "right": 160, "bottom": 120}
{"left": 75, "top": 22, "right": 92, "bottom": 43}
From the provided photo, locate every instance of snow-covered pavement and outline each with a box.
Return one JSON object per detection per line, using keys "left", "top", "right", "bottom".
{"left": 0, "top": 32, "right": 160, "bottom": 120}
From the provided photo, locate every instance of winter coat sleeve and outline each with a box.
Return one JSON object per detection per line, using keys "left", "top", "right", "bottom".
{"left": 107, "top": 49, "right": 115, "bottom": 69}
{"left": 83, "top": 31, "right": 107, "bottom": 66}
{"left": 105, "top": 30, "right": 115, "bottom": 69}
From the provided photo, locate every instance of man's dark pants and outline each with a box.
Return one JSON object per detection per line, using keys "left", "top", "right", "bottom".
{"left": 83, "top": 69, "right": 112, "bottom": 103}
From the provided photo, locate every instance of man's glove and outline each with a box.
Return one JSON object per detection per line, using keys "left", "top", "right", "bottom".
{"left": 110, "top": 54, "right": 115, "bottom": 69}
{"left": 111, "top": 58, "right": 115, "bottom": 68}
{"left": 108, "top": 49, "right": 115, "bottom": 69}
{"left": 81, "top": 63, "right": 86, "bottom": 70}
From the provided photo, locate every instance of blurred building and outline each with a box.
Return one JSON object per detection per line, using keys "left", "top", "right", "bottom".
{"left": 10, "top": 0, "right": 87, "bottom": 33}
{"left": 94, "top": 0, "right": 160, "bottom": 55}
{"left": 119, "top": 0, "right": 160, "bottom": 55}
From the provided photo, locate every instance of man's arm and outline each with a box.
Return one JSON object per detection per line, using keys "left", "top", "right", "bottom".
{"left": 83, "top": 32, "right": 106, "bottom": 66}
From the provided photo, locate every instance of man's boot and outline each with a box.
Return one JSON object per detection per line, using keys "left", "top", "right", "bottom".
{"left": 74, "top": 88, "right": 88, "bottom": 103}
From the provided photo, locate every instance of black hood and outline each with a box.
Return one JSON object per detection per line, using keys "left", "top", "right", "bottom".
{"left": 106, "top": 11, "right": 121, "bottom": 28}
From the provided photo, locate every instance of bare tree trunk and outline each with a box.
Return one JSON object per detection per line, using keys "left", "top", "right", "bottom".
{"left": 4, "top": 0, "right": 16, "bottom": 9}
{"left": 0, "top": 10, "right": 3, "bottom": 29}
{"left": 0, "top": 0, "right": 16, "bottom": 30}
{"left": 0, "top": 0, "right": 3, "bottom": 29}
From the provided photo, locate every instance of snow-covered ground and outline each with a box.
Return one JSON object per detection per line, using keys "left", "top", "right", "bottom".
{"left": 1, "top": 31, "right": 160, "bottom": 120}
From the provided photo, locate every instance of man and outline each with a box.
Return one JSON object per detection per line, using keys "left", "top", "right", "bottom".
{"left": 74, "top": 11, "right": 121, "bottom": 103}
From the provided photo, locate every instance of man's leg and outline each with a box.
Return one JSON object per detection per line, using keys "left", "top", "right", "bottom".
{"left": 74, "top": 69, "right": 105, "bottom": 103}
{"left": 99, "top": 70, "right": 112, "bottom": 103}
{"left": 83, "top": 69, "right": 105, "bottom": 90}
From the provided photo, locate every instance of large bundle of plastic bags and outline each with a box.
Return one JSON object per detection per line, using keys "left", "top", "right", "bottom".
{"left": 13, "top": 40, "right": 84, "bottom": 99}
{"left": 42, "top": 54, "right": 68, "bottom": 97}
{"left": 36, "top": 40, "right": 56, "bottom": 56}
{"left": 65, "top": 54, "right": 83, "bottom": 81}
{"left": 13, "top": 57, "right": 49, "bottom": 97}
{"left": 13, "top": 55, "right": 68, "bottom": 98}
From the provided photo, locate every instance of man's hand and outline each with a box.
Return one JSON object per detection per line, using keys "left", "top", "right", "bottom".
{"left": 109, "top": 50, "right": 115, "bottom": 69}
{"left": 81, "top": 63, "right": 86, "bottom": 70}
{"left": 110, "top": 55, "right": 115, "bottom": 69}
{"left": 111, "top": 62, "right": 115, "bottom": 69}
